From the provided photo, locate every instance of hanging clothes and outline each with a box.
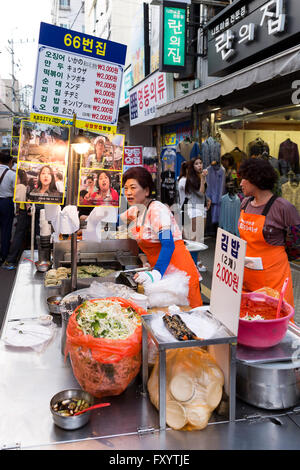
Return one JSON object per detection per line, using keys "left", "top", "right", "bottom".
{"left": 161, "top": 147, "right": 176, "bottom": 172}
{"left": 206, "top": 164, "right": 225, "bottom": 224}
{"left": 246, "top": 138, "right": 269, "bottom": 157}
{"left": 278, "top": 139, "right": 300, "bottom": 174}
{"left": 229, "top": 147, "right": 247, "bottom": 170}
{"left": 219, "top": 193, "right": 241, "bottom": 236}
{"left": 281, "top": 180, "right": 300, "bottom": 213}
{"left": 175, "top": 140, "right": 202, "bottom": 178}
{"left": 201, "top": 137, "right": 221, "bottom": 169}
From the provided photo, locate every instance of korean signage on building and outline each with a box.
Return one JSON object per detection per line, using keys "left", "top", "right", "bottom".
{"left": 31, "top": 22, "right": 127, "bottom": 133}
{"left": 129, "top": 70, "right": 168, "bottom": 126}
{"left": 123, "top": 146, "right": 143, "bottom": 173}
{"left": 210, "top": 228, "right": 246, "bottom": 336}
{"left": 159, "top": 1, "right": 187, "bottom": 73}
{"left": 207, "top": 0, "right": 300, "bottom": 77}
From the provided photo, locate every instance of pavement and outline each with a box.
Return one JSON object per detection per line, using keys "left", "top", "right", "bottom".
{"left": 0, "top": 237, "right": 299, "bottom": 329}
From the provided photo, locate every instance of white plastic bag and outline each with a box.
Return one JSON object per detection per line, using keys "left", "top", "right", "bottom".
{"left": 144, "top": 270, "right": 189, "bottom": 308}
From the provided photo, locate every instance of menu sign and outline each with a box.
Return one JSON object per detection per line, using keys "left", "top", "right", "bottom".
{"left": 31, "top": 23, "right": 127, "bottom": 132}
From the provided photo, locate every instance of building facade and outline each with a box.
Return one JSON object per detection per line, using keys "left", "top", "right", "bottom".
{"left": 51, "top": 0, "right": 85, "bottom": 32}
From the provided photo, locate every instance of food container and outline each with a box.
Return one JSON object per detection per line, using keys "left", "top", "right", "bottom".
{"left": 50, "top": 389, "right": 94, "bottom": 430}
{"left": 129, "top": 292, "right": 148, "bottom": 310}
{"left": 237, "top": 292, "right": 295, "bottom": 348}
{"left": 46, "top": 296, "right": 64, "bottom": 314}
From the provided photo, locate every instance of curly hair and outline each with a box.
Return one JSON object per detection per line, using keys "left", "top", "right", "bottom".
{"left": 238, "top": 158, "right": 278, "bottom": 190}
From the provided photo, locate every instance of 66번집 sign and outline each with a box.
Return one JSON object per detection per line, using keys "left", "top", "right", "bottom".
{"left": 32, "top": 23, "right": 127, "bottom": 129}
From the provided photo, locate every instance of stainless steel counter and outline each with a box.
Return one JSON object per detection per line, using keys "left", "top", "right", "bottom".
{"left": 1, "top": 253, "right": 300, "bottom": 450}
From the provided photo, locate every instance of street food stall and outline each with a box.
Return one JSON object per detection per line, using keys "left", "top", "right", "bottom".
{"left": 1, "top": 224, "right": 300, "bottom": 450}
{"left": 1, "top": 21, "right": 300, "bottom": 451}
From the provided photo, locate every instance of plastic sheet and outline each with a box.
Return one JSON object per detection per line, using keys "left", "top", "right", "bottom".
{"left": 148, "top": 347, "right": 224, "bottom": 431}
{"left": 144, "top": 270, "right": 190, "bottom": 308}
{"left": 66, "top": 297, "right": 147, "bottom": 398}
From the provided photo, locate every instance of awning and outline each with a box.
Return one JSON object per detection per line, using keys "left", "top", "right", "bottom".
{"left": 148, "top": 44, "right": 300, "bottom": 122}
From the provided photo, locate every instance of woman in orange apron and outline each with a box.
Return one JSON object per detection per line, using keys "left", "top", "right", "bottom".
{"left": 238, "top": 159, "right": 299, "bottom": 307}
{"left": 121, "top": 167, "right": 202, "bottom": 308}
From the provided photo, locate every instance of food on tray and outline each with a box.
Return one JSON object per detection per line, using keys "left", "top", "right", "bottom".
{"left": 52, "top": 397, "right": 90, "bottom": 417}
{"left": 44, "top": 265, "right": 116, "bottom": 286}
{"left": 75, "top": 299, "right": 141, "bottom": 339}
{"left": 163, "top": 313, "right": 200, "bottom": 341}
{"left": 254, "top": 287, "right": 280, "bottom": 298}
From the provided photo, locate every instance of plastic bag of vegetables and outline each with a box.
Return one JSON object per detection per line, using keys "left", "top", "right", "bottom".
{"left": 66, "top": 297, "right": 147, "bottom": 398}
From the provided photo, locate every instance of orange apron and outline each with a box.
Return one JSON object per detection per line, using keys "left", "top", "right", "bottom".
{"left": 138, "top": 238, "right": 202, "bottom": 308}
{"left": 132, "top": 201, "right": 202, "bottom": 308}
{"left": 238, "top": 199, "right": 294, "bottom": 307}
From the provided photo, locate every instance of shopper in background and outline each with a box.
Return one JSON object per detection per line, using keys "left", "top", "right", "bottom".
{"left": 184, "top": 157, "right": 210, "bottom": 272}
{"left": 0, "top": 150, "right": 16, "bottom": 264}
{"left": 177, "top": 160, "right": 188, "bottom": 230}
{"left": 239, "top": 158, "right": 300, "bottom": 307}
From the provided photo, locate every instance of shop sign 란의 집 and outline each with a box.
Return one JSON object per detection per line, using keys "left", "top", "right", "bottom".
{"left": 159, "top": 1, "right": 187, "bottom": 73}
{"left": 207, "top": 0, "right": 300, "bottom": 77}
{"left": 31, "top": 22, "right": 127, "bottom": 133}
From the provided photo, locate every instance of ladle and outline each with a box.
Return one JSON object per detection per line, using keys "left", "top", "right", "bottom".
{"left": 74, "top": 402, "right": 111, "bottom": 416}
{"left": 276, "top": 277, "right": 289, "bottom": 319}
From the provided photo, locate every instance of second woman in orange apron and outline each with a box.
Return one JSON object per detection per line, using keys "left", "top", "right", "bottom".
{"left": 121, "top": 167, "right": 202, "bottom": 308}
{"left": 238, "top": 159, "right": 300, "bottom": 307}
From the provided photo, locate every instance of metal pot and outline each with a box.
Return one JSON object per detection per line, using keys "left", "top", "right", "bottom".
{"left": 35, "top": 260, "right": 52, "bottom": 272}
{"left": 237, "top": 360, "right": 300, "bottom": 410}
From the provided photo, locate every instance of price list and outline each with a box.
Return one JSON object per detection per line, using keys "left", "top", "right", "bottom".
{"left": 32, "top": 47, "right": 123, "bottom": 126}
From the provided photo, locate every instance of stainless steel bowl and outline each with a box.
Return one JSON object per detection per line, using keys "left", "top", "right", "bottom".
{"left": 46, "top": 296, "right": 64, "bottom": 314}
{"left": 35, "top": 260, "right": 52, "bottom": 272}
{"left": 50, "top": 389, "right": 94, "bottom": 430}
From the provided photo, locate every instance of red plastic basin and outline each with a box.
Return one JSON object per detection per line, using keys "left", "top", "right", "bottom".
{"left": 237, "top": 292, "right": 294, "bottom": 349}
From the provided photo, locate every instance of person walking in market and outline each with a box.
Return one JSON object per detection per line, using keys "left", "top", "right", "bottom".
{"left": 121, "top": 166, "right": 203, "bottom": 308}
{"left": 0, "top": 150, "right": 16, "bottom": 265}
{"left": 238, "top": 158, "right": 300, "bottom": 307}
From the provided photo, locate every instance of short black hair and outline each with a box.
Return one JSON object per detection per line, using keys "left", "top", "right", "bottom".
{"left": 123, "top": 166, "right": 154, "bottom": 195}
{"left": 238, "top": 158, "right": 278, "bottom": 190}
{"left": 0, "top": 149, "right": 13, "bottom": 165}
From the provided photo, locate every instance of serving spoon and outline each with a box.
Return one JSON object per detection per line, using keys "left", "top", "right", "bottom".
{"left": 74, "top": 402, "right": 111, "bottom": 416}
{"left": 276, "top": 277, "right": 289, "bottom": 319}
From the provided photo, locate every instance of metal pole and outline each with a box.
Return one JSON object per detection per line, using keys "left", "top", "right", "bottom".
{"left": 30, "top": 204, "right": 36, "bottom": 261}
{"left": 66, "top": 114, "right": 80, "bottom": 292}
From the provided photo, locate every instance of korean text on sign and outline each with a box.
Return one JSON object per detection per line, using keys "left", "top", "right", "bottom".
{"left": 217, "top": 233, "right": 241, "bottom": 293}
{"left": 214, "top": 0, "right": 286, "bottom": 61}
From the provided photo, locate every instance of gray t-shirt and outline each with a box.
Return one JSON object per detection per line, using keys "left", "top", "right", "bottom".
{"left": 241, "top": 196, "right": 300, "bottom": 246}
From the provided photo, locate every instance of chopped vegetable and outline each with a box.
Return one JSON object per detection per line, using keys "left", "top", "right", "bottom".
{"left": 76, "top": 299, "right": 141, "bottom": 339}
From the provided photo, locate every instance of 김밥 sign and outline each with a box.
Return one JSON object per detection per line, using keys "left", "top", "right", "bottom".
{"left": 129, "top": 70, "right": 168, "bottom": 126}
{"left": 31, "top": 22, "right": 127, "bottom": 133}
{"left": 159, "top": 1, "right": 187, "bottom": 73}
{"left": 210, "top": 228, "right": 246, "bottom": 336}
{"left": 207, "top": 0, "right": 300, "bottom": 77}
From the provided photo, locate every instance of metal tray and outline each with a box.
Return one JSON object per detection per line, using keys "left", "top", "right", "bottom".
{"left": 236, "top": 324, "right": 300, "bottom": 364}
